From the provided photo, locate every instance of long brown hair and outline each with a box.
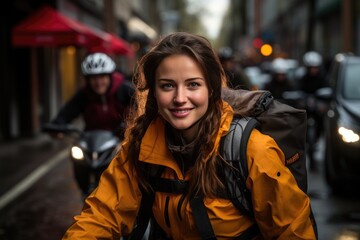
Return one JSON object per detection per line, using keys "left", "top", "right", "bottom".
{"left": 125, "top": 32, "right": 227, "bottom": 197}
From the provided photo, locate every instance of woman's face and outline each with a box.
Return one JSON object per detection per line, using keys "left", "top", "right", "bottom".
{"left": 154, "top": 54, "right": 209, "bottom": 141}
{"left": 88, "top": 74, "right": 111, "bottom": 95}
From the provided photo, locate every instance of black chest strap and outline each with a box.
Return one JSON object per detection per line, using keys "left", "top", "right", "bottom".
{"left": 127, "top": 186, "right": 155, "bottom": 240}
{"left": 149, "top": 176, "right": 189, "bottom": 194}
{"left": 190, "top": 194, "right": 260, "bottom": 240}
{"left": 190, "top": 195, "right": 217, "bottom": 240}
{"left": 131, "top": 170, "right": 260, "bottom": 239}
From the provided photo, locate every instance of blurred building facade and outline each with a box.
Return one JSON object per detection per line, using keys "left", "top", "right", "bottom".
{"left": 222, "top": 0, "right": 359, "bottom": 69}
{"left": 4, "top": 0, "right": 359, "bottom": 142}
{"left": 0, "top": 0, "right": 161, "bottom": 141}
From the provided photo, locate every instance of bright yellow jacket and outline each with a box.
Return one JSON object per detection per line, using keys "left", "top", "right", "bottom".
{"left": 63, "top": 101, "right": 316, "bottom": 239}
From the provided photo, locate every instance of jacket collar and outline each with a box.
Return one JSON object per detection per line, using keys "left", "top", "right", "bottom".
{"left": 138, "top": 100, "right": 234, "bottom": 178}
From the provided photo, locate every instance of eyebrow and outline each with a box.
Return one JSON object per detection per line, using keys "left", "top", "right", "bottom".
{"left": 157, "top": 77, "right": 205, "bottom": 82}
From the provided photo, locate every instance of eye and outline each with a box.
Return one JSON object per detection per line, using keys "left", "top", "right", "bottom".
{"left": 188, "top": 82, "right": 201, "bottom": 89}
{"left": 160, "top": 83, "right": 174, "bottom": 90}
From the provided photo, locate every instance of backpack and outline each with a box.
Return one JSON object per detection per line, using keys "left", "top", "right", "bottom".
{"left": 128, "top": 89, "right": 317, "bottom": 240}
{"left": 220, "top": 89, "right": 309, "bottom": 215}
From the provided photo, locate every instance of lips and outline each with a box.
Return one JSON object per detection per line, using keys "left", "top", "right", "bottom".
{"left": 170, "top": 108, "right": 193, "bottom": 118}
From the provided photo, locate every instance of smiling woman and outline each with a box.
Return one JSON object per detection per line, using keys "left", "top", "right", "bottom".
{"left": 62, "top": 32, "right": 317, "bottom": 240}
{"left": 154, "top": 54, "right": 209, "bottom": 140}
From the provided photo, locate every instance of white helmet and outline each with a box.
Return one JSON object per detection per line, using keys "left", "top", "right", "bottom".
{"left": 81, "top": 53, "right": 116, "bottom": 76}
{"left": 271, "top": 58, "right": 289, "bottom": 74}
{"left": 303, "top": 51, "right": 322, "bottom": 67}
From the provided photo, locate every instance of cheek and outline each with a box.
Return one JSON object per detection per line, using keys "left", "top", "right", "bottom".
{"left": 193, "top": 91, "right": 209, "bottom": 106}
{"left": 102, "top": 79, "right": 110, "bottom": 87}
{"left": 155, "top": 92, "right": 172, "bottom": 107}
{"left": 154, "top": 90, "right": 172, "bottom": 108}
{"left": 203, "top": 98, "right": 209, "bottom": 112}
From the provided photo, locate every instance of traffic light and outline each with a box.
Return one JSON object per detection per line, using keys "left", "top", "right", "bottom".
{"left": 260, "top": 44, "right": 273, "bottom": 56}
{"left": 252, "top": 38, "right": 263, "bottom": 49}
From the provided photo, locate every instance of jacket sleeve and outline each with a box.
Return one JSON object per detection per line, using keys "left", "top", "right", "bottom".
{"left": 51, "top": 89, "right": 86, "bottom": 125}
{"left": 62, "top": 144, "right": 142, "bottom": 239}
{"left": 246, "top": 129, "right": 316, "bottom": 239}
{"left": 116, "top": 80, "right": 135, "bottom": 106}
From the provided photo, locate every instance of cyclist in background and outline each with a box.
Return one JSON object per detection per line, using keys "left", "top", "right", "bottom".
{"left": 264, "top": 58, "right": 294, "bottom": 102}
{"left": 51, "top": 52, "right": 134, "bottom": 139}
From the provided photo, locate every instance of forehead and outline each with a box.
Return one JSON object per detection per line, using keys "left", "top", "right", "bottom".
{"left": 155, "top": 54, "right": 204, "bottom": 77}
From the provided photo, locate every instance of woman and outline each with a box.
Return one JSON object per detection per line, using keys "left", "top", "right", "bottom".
{"left": 63, "top": 32, "right": 316, "bottom": 239}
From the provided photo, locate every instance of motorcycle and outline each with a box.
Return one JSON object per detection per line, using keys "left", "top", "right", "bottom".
{"left": 43, "top": 123, "right": 121, "bottom": 197}
{"left": 282, "top": 89, "right": 330, "bottom": 171}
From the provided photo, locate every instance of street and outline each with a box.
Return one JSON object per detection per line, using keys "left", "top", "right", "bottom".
{"left": 3, "top": 0, "right": 360, "bottom": 239}
{"left": 308, "top": 137, "right": 360, "bottom": 239}
{"left": 0, "top": 149, "right": 83, "bottom": 240}
{"left": 0, "top": 137, "right": 359, "bottom": 240}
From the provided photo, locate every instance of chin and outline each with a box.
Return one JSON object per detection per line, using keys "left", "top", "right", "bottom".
{"left": 170, "top": 119, "right": 200, "bottom": 131}
{"left": 95, "top": 90, "right": 107, "bottom": 95}
{"left": 170, "top": 123, "right": 191, "bottom": 130}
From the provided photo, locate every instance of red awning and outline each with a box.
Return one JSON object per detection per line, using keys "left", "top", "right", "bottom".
{"left": 12, "top": 5, "right": 134, "bottom": 56}
{"left": 89, "top": 32, "right": 134, "bottom": 56}
{"left": 12, "top": 5, "right": 102, "bottom": 47}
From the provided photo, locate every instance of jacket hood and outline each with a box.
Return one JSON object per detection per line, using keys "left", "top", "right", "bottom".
{"left": 139, "top": 100, "right": 234, "bottom": 178}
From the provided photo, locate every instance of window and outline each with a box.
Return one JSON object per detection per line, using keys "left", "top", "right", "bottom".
{"left": 343, "top": 63, "right": 360, "bottom": 100}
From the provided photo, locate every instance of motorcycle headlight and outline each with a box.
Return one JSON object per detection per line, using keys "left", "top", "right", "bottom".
{"left": 71, "top": 146, "right": 84, "bottom": 160}
{"left": 338, "top": 127, "right": 360, "bottom": 143}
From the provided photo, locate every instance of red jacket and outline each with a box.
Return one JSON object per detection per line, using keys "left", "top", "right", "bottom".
{"left": 52, "top": 72, "right": 134, "bottom": 132}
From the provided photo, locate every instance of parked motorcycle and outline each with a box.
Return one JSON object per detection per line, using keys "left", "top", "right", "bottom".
{"left": 282, "top": 89, "right": 330, "bottom": 171}
{"left": 43, "top": 123, "right": 121, "bottom": 197}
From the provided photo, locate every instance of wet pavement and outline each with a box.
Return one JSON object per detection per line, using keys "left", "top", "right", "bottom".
{"left": 0, "top": 158, "right": 83, "bottom": 240}
{"left": 0, "top": 135, "right": 82, "bottom": 240}
{"left": 0, "top": 134, "right": 70, "bottom": 196}
{"left": 307, "top": 138, "right": 360, "bottom": 240}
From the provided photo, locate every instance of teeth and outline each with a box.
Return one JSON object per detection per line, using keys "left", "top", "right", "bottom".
{"left": 174, "top": 110, "right": 188, "bottom": 113}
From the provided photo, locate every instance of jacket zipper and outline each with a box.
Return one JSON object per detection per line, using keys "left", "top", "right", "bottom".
{"left": 164, "top": 196, "right": 171, "bottom": 228}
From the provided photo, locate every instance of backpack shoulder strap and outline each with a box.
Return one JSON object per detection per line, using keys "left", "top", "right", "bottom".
{"left": 220, "top": 117, "right": 259, "bottom": 217}
{"left": 127, "top": 185, "right": 155, "bottom": 240}
{"left": 127, "top": 163, "right": 166, "bottom": 239}
{"left": 190, "top": 193, "right": 261, "bottom": 240}
{"left": 190, "top": 195, "right": 217, "bottom": 240}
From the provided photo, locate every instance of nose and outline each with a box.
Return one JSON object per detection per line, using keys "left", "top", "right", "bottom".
{"left": 173, "top": 87, "right": 187, "bottom": 104}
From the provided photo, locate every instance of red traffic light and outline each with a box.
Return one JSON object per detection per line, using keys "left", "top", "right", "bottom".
{"left": 252, "top": 38, "right": 263, "bottom": 49}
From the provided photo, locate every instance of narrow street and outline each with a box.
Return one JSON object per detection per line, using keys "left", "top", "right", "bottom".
{"left": 2, "top": 1, "right": 360, "bottom": 239}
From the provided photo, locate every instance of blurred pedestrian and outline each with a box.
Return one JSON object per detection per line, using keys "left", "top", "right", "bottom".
{"left": 300, "top": 51, "right": 327, "bottom": 94}
{"left": 62, "top": 32, "right": 316, "bottom": 239}
{"left": 265, "top": 57, "right": 294, "bottom": 101}
{"left": 218, "top": 47, "right": 252, "bottom": 90}
{"left": 299, "top": 51, "right": 328, "bottom": 170}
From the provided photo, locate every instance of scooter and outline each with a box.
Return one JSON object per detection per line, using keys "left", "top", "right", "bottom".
{"left": 43, "top": 123, "right": 121, "bottom": 196}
